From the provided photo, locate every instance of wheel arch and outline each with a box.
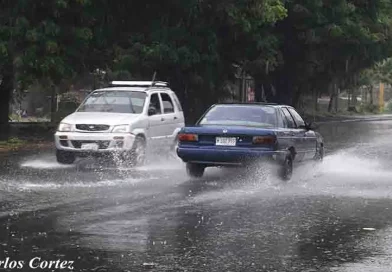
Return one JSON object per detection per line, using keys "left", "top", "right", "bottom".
{"left": 131, "top": 128, "right": 147, "bottom": 142}
{"left": 135, "top": 133, "right": 146, "bottom": 142}
{"left": 288, "top": 146, "right": 296, "bottom": 160}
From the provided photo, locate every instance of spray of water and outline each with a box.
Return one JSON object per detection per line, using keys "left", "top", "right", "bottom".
{"left": 20, "top": 156, "right": 75, "bottom": 169}
{"left": 188, "top": 149, "right": 392, "bottom": 205}
{"left": 10, "top": 144, "right": 392, "bottom": 201}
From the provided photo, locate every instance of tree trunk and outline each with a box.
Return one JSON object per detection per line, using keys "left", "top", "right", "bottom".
{"left": 50, "top": 85, "right": 58, "bottom": 124}
{"left": 313, "top": 89, "right": 319, "bottom": 112}
{"left": 292, "top": 86, "right": 302, "bottom": 109}
{"left": 0, "top": 59, "right": 14, "bottom": 141}
{"left": 352, "top": 89, "right": 357, "bottom": 107}
{"left": 254, "top": 80, "right": 264, "bottom": 102}
{"left": 369, "top": 86, "right": 373, "bottom": 105}
{"left": 268, "top": 72, "right": 294, "bottom": 105}
{"left": 328, "top": 93, "right": 335, "bottom": 113}
{"left": 334, "top": 85, "right": 339, "bottom": 113}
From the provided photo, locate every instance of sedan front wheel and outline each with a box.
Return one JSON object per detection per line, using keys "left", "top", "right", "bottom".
{"left": 314, "top": 143, "right": 324, "bottom": 161}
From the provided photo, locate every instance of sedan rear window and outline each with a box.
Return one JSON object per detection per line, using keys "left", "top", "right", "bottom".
{"left": 199, "top": 105, "right": 277, "bottom": 127}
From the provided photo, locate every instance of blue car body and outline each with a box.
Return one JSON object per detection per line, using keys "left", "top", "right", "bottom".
{"left": 176, "top": 103, "right": 324, "bottom": 177}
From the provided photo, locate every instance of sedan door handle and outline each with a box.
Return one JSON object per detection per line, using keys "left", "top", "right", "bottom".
{"left": 174, "top": 116, "right": 178, "bottom": 120}
{"left": 161, "top": 118, "right": 165, "bottom": 121}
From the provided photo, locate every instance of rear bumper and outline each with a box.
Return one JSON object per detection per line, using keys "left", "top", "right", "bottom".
{"left": 176, "top": 146, "right": 286, "bottom": 166}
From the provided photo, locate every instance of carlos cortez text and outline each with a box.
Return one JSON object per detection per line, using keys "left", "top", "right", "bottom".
{"left": 0, "top": 257, "right": 74, "bottom": 270}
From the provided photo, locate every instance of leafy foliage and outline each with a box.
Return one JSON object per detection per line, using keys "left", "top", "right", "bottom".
{"left": 1, "top": 0, "right": 392, "bottom": 128}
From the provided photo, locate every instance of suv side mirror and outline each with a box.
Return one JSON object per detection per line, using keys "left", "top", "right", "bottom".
{"left": 148, "top": 106, "right": 157, "bottom": 116}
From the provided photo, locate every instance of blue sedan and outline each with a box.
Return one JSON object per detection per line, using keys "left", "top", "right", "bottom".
{"left": 176, "top": 103, "right": 324, "bottom": 180}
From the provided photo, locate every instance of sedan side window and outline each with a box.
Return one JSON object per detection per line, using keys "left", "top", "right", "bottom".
{"left": 276, "top": 109, "right": 286, "bottom": 128}
{"left": 282, "top": 108, "right": 296, "bottom": 128}
{"left": 148, "top": 93, "right": 162, "bottom": 115}
{"left": 288, "top": 108, "right": 305, "bottom": 128}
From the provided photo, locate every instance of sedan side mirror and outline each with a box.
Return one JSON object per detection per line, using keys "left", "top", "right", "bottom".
{"left": 148, "top": 106, "right": 157, "bottom": 116}
{"left": 305, "top": 122, "right": 318, "bottom": 130}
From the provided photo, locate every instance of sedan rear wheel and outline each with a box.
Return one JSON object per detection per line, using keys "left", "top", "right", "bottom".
{"left": 186, "top": 163, "right": 205, "bottom": 178}
{"left": 279, "top": 154, "right": 293, "bottom": 181}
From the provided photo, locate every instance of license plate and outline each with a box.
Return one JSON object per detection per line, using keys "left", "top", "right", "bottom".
{"left": 81, "top": 143, "right": 99, "bottom": 150}
{"left": 215, "top": 137, "right": 236, "bottom": 146}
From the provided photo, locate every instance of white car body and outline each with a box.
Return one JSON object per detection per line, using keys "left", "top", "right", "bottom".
{"left": 54, "top": 81, "right": 185, "bottom": 161}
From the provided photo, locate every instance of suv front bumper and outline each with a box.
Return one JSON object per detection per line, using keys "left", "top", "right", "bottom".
{"left": 55, "top": 131, "right": 136, "bottom": 153}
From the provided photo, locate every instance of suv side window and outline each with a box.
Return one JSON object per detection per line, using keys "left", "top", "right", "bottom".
{"left": 160, "top": 93, "right": 174, "bottom": 113}
{"left": 149, "top": 93, "right": 162, "bottom": 115}
{"left": 282, "top": 108, "right": 296, "bottom": 128}
{"left": 288, "top": 108, "right": 305, "bottom": 128}
{"left": 172, "top": 93, "right": 183, "bottom": 112}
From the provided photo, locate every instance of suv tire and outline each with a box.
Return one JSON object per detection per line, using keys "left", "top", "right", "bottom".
{"left": 56, "top": 150, "right": 76, "bottom": 164}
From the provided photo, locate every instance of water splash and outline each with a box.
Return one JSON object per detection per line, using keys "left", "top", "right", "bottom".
{"left": 20, "top": 158, "right": 75, "bottom": 169}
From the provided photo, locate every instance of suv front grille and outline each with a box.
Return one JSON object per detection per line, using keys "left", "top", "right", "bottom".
{"left": 71, "top": 140, "right": 110, "bottom": 149}
{"left": 76, "top": 124, "right": 110, "bottom": 131}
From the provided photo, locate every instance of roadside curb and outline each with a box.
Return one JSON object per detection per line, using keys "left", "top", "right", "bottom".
{"left": 316, "top": 117, "right": 392, "bottom": 124}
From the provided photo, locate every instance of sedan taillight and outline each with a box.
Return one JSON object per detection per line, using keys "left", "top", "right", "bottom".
{"left": 178, "top": 133, "right": 198, "bottom": 142}
{"left": 252, "top": 136, "right": 276, "bottom": 145}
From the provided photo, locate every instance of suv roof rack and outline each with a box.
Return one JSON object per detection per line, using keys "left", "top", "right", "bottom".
{"left": 217, "top": 102, "right": 278, "bottom": 106}
{"left": 110, "top": 81, "right": 169, "bottom": 87}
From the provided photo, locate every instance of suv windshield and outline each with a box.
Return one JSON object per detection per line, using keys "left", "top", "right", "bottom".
{"left": 199, "top": 105, "right": 277, "bottom": 127}
{"left": 77, "top": 91, "right": 146, "bottom": 114}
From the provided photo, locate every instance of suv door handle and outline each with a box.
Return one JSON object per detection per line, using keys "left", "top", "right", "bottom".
{"left": 174, "top": 116, "right": 177, "bottom": 120}
{"left": 161, "top": 118, "right": 165, "bottom": 121}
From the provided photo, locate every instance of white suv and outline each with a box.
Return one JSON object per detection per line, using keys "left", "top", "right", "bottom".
{"left": 54, "top": 81, "right": 185, "bottom": 165}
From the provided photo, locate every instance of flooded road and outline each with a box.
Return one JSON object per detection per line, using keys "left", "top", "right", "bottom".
{"left": 1, "top": 121, "right": 392, "bottom": 271}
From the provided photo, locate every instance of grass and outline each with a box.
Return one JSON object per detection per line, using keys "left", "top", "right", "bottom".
{"left": 0, "top": 136, "right": 54, "bottom": 154}
{"left": 0, "top": 137, "right": 27, "bottom": 150}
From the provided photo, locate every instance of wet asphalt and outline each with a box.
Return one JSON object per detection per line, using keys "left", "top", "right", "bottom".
{"left": 1, "top": 121, "right": 392, "bottom": 271}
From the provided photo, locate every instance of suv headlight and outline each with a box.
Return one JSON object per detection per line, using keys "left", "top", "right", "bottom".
{"left": 112, "top": 125, "right": 130, "bottom": 133}
{"left": 58, "top": 123, "right": 73, "bottom": 132}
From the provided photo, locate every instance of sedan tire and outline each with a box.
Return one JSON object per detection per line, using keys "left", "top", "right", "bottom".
{"left": 279, "top": 154, "right": 293, "bottom": 181}
{"left": 186, "top": 163, "right": 205, "bottom": 178}
{"left": 314, "top": 143, "right": 324, "bottom": 161}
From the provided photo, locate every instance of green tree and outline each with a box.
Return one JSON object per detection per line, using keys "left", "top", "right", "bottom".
{"left": 0, "top": 0, "right": 112, "bottom": 139}
{"left": 110, "top": 0, "right": 287, "bottom": 122}
{"left": 260, "top": 0, "right": 392, "bottom": 110}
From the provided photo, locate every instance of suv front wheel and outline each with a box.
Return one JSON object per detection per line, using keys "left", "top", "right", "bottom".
{"left": 56, "top": 150, "right": 76, "bottom": 164}
{"left": 120, "top": 136, "right": 146, "bottom": 167}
